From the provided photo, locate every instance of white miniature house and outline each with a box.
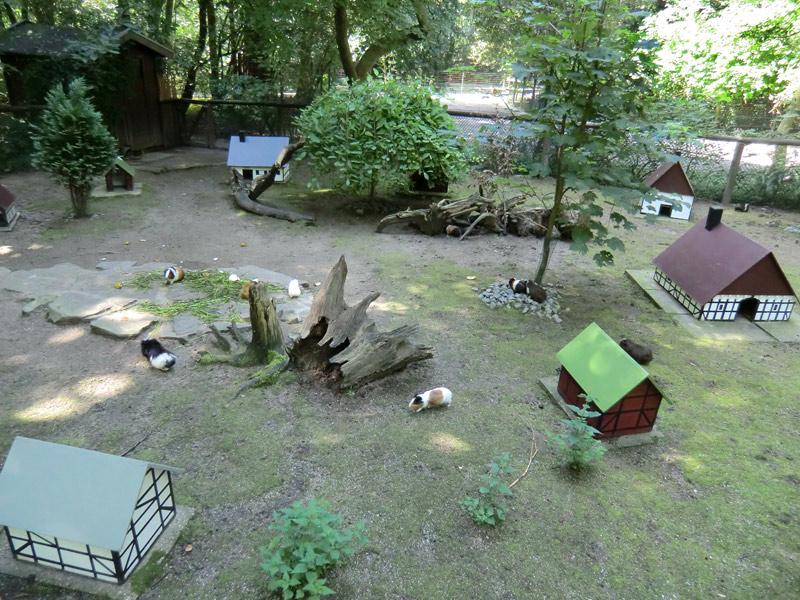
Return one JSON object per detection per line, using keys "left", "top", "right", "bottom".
{"left": 227, "top": 134, "right": 290, "bottom": 186}
{"left": 640, "top": 161, "right": 695, "bottom": 220}
{"left": 0, "top": 437, "right": 177, "bottom": 584}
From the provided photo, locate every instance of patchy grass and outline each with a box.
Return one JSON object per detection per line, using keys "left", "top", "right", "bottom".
{"left": 129, "top": 550, "right": 167, "bottom": 595}
{"left": 126, "top": 269, "right": 282, "bottom": 323}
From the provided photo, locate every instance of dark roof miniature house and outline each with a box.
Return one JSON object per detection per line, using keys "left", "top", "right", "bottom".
{"left": 640, "top": 161, "right": 695, "bottom": 220}
{"left": 0, "top": 20, "right": 174, "bottom": 151}
{"left": 0, "top": 437, "right": 177, "bottom": 584}
{"left": 105, "top": 156, "right": 136, "bottom": 191}
{"left": 556, "top": 323, "right": 665, "bottom": 439}
{"left": 653, "top": 207, "right": 796, "bottom": 321}
{"left": 0, "top": 184, "right": 19, "bottom": 230}
{"left": 227, "top": 135, "right": 290, "bottom": 184}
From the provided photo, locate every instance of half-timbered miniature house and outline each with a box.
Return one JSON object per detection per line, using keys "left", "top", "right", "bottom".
{"left": 653, "top": 207, "right": 796, "bottom": 321}
{"left": 227, "top": 135, "right": 290, "bottom": 185}
{"left": 0, "top": 437, "right": 177, "bottom": 584}
{"left": 556, "top": 323, "right": 665, "bottom": 439}
{"left": 0, "top": 184, "right": 19, "bottom": 230}
{"left": 105, "top": 157, "right": 136, "bottom": 191}
{"left": 640, "top": 161, "right": 695, "bottom": 220}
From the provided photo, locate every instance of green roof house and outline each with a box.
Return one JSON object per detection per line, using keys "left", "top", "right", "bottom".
{"left": 105, "top": 156, "right": 136, "bottom": 191}
{"left": 556, "top": 323, "right": 665, "bottom": 439}
{"left": 0, "top": 437, "right": 177, "bottom": 584}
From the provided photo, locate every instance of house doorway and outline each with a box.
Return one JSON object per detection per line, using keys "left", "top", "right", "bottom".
{"left": 737, "top": 297, "right": 759, "bottom": 321}
{"left": 658, "top": 203, "right": 673, "bottom": 217}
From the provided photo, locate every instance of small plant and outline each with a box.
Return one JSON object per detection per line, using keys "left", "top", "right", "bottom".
{"left": 460, "top": 453, "right": 514, "bottom": 526}
{"left": 31, "top": 78, "right": 117, "bottom": 218}
{"left": 547, "top": 398, "right": 607, "bottom": 470}
{"left": 259, "top": 497, "right": 367, "bottom": 600}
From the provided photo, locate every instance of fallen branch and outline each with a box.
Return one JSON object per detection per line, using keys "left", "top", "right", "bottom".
{"left": 210, "top": 324, "right": 232, "bottom": 351}
{"left": 122, "top": 433, "right": 151, "bottom": 457}
{"left": 509, "top": 430, "right": 538, "bottom": 489}
{"left": 231, "top": 357, "right": 290, "bottom": 401}
{"left": 248, "top": 140, "right": 305, "bottom": 200}
{"left": 233, "top": 189, "right": 316, "bottom": 223}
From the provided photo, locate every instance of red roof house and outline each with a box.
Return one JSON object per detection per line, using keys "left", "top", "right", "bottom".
{"left": 640, "top": 161, "right": 695, "bottom": 220}
{"left": 0, "top": 184, "right": 19, "bottom": 230}
{"left": 653, "top": 207, "right": 796, "bottom": 321}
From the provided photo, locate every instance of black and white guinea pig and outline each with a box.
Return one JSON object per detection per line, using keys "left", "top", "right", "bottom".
{"left": 509, "top": 278, "right": 529, "bottom": 294}
{"left": 164, "top": 266, "right": 184, "bottom": 284}
{"left": 141, "top": 338, "right": 177, "bottom": 371}
{"left": 409, "top": 387, "right": 453, "bottom": 412}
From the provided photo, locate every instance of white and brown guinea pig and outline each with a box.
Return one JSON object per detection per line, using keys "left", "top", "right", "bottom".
{"left": 509, "top": 278, "right": 529, "bottom": 294}
{"left": 409, "top": 387, "right": 453, "bottom": 412}
{"left": 164, "top": 266, "right": 184, "bottom": 284}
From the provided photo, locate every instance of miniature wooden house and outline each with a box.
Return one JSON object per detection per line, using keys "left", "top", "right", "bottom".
{"left": 556, "top": 323, "right": 665, "bottom": 439}
{"left": 640, "top": 161, "right": 695, "bottom": 220}
{"left": 0, "top": 184, "right": 19, "bottom": 230}
{"left": 105, "top": 157, "right": 136, "bottom": 191}
{"left": 227, "top": 135, "right": 290, "bottom": 185}
{"left": 653, "top": 207, "right": 796, "bottom": 321}
{"left": 0, "top": 437, "right": 177, "bottom": 584}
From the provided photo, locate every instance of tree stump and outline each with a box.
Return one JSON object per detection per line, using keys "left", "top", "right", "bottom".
{"left": 288, "top": 255, "right": 433, "bottom": 388}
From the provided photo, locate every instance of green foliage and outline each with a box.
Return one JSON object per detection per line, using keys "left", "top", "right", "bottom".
{"left": 259, "top": 497, "right": 367, "bottom": 600}
{"left": 129, "top": 550, "right": 167, "bottom": 595}
{"left": 547, "top": 399, "right": 606, "bottom": 470}
{"left": 295, "top": 76, "right": 467, "bottom": 199}
{"left": 0, "top": 114, "right": 34, "bottom": 173}
{"left": 31, "top": 78, "right": 117, "bottom": 217}
{"left": 459, "top": 453, "right": 514, "bottom": 526}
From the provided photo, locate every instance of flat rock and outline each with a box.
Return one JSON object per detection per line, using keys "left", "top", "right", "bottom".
{"left": 235, "top": 265, "right": 295, "bottom": 288}
{"left": 47, "top": 292, "right": 136, "bottom": 324}
{"left": 171, "top": 313, "right": 208, "bottom": 337}
{"left": 22, "top": 294, "right": 58, "bottom": 315}
{"left": 90, "top": 310, "right": 158, "bottom": 339}
{"left": 95, "top": 260, "right": 138, "bottom": 272}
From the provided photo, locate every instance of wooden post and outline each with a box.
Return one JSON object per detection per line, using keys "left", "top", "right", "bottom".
{"left": 722, "top": 141, "right": 745, "bottom": 205}
{"left": 205, "top": 103, "right": 216, "bottom": 148}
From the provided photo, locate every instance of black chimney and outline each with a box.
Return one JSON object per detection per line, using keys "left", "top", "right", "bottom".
{"left": 706, "top": 206, "right": 723, "bottom": 231}
{"left": 238, "top": 131, "right": 246, "bottom": 143}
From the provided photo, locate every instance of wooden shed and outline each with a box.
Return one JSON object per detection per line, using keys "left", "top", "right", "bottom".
{"left": 556, "top": 323, "right": 665, "bottom": 439}
{"left": 105, "top": 156, "right": 136, "bottom": 191}
{"left": 0, "top": 20, "right": 174, "bottom": 152}
{"left": 653, "top": 207, "right": 796, "bottom": 321}
{"left": 640, "top": 161, "right": 695, "bottom": 220}
{"left": 227, "top": 135, "right": 290, "bottom": 185}
{"left": 0, "top": 437, "right": 177, "bottom": 584}
{"left": 0, "top": 183, "right": 19, "bottom": 230}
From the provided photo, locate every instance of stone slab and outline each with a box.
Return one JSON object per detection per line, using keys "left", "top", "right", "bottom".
{"left": 90, "top": 310, "right": 158, "bottom": 339}
{"left": 46, "top": 292, "right": 136, "bottom": 324}
{"left": 91, "top": 183, "right": 143, "bottom": 198}
{"left": 235, "top": 265, "right": 296, "bottom": 288}
{"left": 96, "top": 260, "right": 138, "bottom": 272}
{"left": 626, "top": 269, "right": 787, "bottom": 342}
{"left": 755, "top": 313, "right": 800, "bottom": 343}
{"left": 539, "top": 376, "right": 662, "bottom": 448}
{"left": 171, "top": 313, "right": 208, "bottom": 337}
{"left": 22, "top": 294, "right": 58, "bottom": 315}
{"left": 0, "top": 506, "right": 195, "bottom": 600}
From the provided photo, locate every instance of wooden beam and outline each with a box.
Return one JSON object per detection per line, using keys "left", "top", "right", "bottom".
{"left": 722, "top": 141, "right": 746, "bottom": 205}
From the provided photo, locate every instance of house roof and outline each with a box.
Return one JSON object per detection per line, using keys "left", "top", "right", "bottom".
{"left": 0, "top": 20, "right": 172, "bottom": 59}
{"left": 653, "top": 212, "right": 796, "bottom": 305}
{"left": 0, "top": 184, "right": 15, "bottom": 209}
{"left": 643, "top": 161, "right": 695, "bottom": 198}
{"left": 0, "top": 437, "right": 176, "bottom": 551}
{"left": 556, "top": 323, "right": 652, "bottom": 412}
{"left": 110, "top": 156, "right": 136, "bottom": 176}
{"left": 227, "top": 136, "right": 289, "bottom": 168}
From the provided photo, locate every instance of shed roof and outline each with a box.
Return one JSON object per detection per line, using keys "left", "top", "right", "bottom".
{"left": 653, "top": 213, "right": 796, "bottom": 305}
{"left": 0, "top": 184, "right": 15, "bottom": 209}
{"left": 643, "top": 161, "right": 695, "bottom": 198}
{"left": 556, "top": 323, "right": 650, "bottom": 413}
{"left": 227, "top": 136, "right": 289, "bottom": 168}
{"left": 0, "top": 20, "right": 172, "bottom": 59}
{"left": 110, "top": 156, "right": 136, "bottom": 176}
{"left": 0, "top": 437, "right": 175, "bottom": 551}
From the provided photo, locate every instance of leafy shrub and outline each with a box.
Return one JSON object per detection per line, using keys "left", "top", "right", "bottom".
{"left": 548, "top": 400, "right": 606, "bottom": 470}
{"left": 259, "top": 497, "right": 367, "bottom": 600}
{"left": 459, "top": 453, "right": 514, "bottom": 526}
{"left": 0, "top": 114, "right": 34, "bottom": 173}
{"left": 31, "top": 78, "right": 117, "bottom": 218}
{"left": 295, "top": 76, "right": 467, "bottom": 198}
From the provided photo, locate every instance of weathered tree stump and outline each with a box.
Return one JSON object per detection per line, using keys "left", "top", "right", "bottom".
{"left": 288, "top": 255, "right": 433, "bottom": 389}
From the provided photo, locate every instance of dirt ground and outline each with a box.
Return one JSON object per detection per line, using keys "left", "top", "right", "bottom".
{"left": 1, "top": 148, "right": 799, "bottom": 600}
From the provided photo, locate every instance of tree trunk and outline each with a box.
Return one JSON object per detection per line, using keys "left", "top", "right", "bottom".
{"left": 180, "top": 0, "right": 209, "bottom": 115}
{"left": 162, "top": 0, "right": 175, "bottom": 42}
{"left": 722, "top": 141, "right": 745, "bottom": 205}
{"left": 288, "top": 256, "right": 433, "bottom": 389}
{"left": 69, "top": 183, "right": 91, "bottom": 218}
{"left": 207, "top": 0, "right": 220, "bottom": 89}
{"left": 244, "top": 282, "right": 286, "bottom": 362}
{"left": 534, "top": 145, "right": 565, "bottom": 284}
{"left": 2, "top": 1, "right": 17, "bottom": 26}
{"left": 333, "top": 0, "right": 357, "bottom": 82}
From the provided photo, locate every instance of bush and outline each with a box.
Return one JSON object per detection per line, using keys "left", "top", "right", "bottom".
{"left": 31, "top": 78, "right": 117, "bottom": 218}
{"left": 0, "top": 114, "right": 34, "bottom": 173}
{"left": 259, "top": 497, "right": 367, "bottom": 600}
{"left": 459, "top": 453, "right": 514, "bottom": 526}
{"left": 295, "top": 76, "right": 467, "bottom": 199}
{"left": 547, "top": 400, "right": 606, "bottom": 470}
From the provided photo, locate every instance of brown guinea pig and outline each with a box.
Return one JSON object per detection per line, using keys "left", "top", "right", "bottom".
{"left": 619, "top": 338, "right": 654, "bottom": 365}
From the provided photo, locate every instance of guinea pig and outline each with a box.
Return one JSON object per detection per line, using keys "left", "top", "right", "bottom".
{"left": 240, "top": 279, "right": 260, "bottom": 300}
{"left": 445, "top": 224, "right": 462, "bottom": 237}
{"left": 409, "top": 387, "right": 453, "bottom": 412}
{"left": 619, "top": 338, "right": 653, "bottom": 365}
{"left": 141, "top": 338, "right": 177, "bottom": 371}
{"left": 287, "top": 279, "right": 302, "bottom": 298}
{"left": 163, "top": 266, "right": 184, "bottom": 284}
{"left": 509, "top": 278, "right": 529, "bottom": 294}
